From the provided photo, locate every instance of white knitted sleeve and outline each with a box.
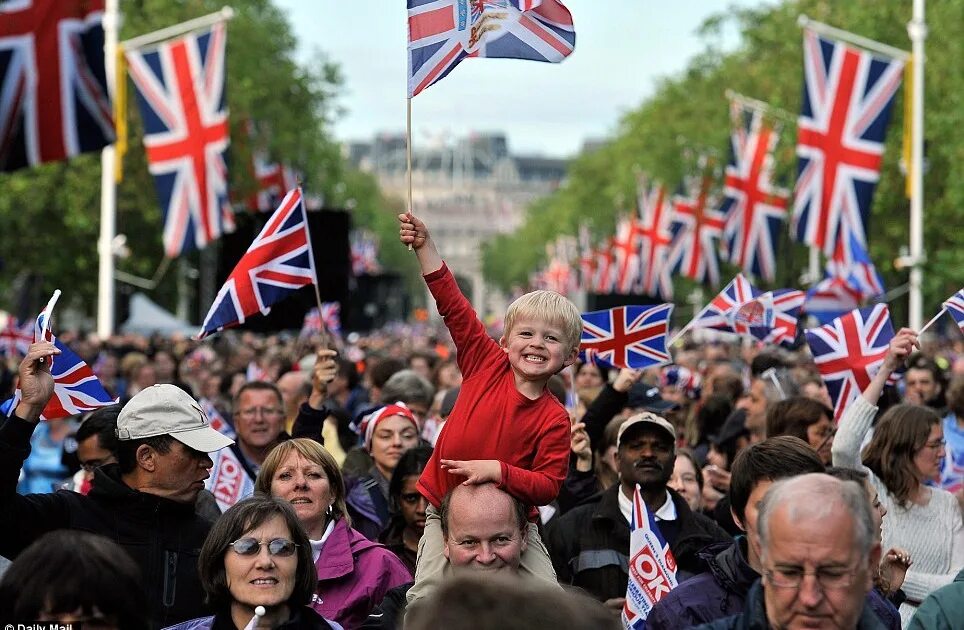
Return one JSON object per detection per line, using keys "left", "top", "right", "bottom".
{"left": 899, "top": 493, "right": 964, "bottom": 603}
{"left": 831, "top": 395, "right": 876, "bottom": 470}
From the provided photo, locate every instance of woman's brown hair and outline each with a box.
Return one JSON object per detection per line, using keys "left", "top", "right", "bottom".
{"left": 862, "top": 404, "right": 940, "bottom": 507}
{"left": 255, "top": 438, "right": 350, "bottom": 526}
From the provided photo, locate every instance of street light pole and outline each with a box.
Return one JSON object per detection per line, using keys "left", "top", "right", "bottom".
{"left": 907, "top": 0, "right": 926, "bottom": 330}
{"left": 97, "top": 0, "right": 119, "bottom": 338}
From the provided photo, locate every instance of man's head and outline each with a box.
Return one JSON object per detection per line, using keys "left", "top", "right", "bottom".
{"left": 728, "top": 436, "right": 825, "bottom": 571}
{"left": 440, "top": 483, "right": 528, "bottom": 576}
{"left": 500, "top": 290, "right": 581, "bottom": 382}
{"left": 757, "top": 474, "right": 880, "bottom": 630}
{"left": 75, "top": 405, "right": 122, "bottom": 480}
{"left": 233, "top": 382, "right": 286, "bottom": 462}
{"left": 904, "top": 357, "right": 944, "bottom": 408}
{"left": 616, "top": 413, "right": 676, "bottom": 494}
{"left": 275, "top": 371, "right": 310, "bottom": 423}
{"left": 765, "top": 397, "right": 835, "bottom": 465}
{"left": 115, "top": 384, "right": 233, "bottom": 503}
{"left": 379, "top": 369, "right": 436, "bottom": 419}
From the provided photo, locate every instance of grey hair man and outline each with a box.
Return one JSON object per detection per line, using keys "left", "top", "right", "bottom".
{"left": 694, "top": 473, "right": 884, "bottom": 630}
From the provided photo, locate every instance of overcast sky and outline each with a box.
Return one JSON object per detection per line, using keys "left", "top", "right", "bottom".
{"left": 273, "top": 1, "right": 764, "bottom": 157}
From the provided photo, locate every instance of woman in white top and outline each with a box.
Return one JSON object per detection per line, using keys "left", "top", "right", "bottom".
{"left": 832, "top": 327, "right": 964, "bottom": 626}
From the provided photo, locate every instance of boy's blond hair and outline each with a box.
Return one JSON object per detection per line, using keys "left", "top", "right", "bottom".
{"left": 503, "top": 290, "right": 583, "bottom": 352}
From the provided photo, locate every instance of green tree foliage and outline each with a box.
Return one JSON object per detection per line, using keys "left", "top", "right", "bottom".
{"left": 482, "top": 0, "right": 963, "bottom": 323}
{"left": 0, "top": 0, "right": 396, "bottom": 319}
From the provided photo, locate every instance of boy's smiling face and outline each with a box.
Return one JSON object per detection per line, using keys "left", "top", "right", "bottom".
{"left": 500, "top": 317, "right": 577, "bottom": 383}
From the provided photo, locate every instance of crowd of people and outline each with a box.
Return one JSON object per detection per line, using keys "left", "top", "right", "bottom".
{"left": 0, "top": 212, "right": 962, "bottom": 629}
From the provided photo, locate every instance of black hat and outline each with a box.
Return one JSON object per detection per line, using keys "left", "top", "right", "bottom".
{"left": 711, "top": 409, "right": 750, "bottom": 446}
{"left": 627, "top": 383, "right": 678, "bottom": 413}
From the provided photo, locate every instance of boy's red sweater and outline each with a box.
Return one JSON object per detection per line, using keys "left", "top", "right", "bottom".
{"left": 416, "top": 263, "right": 571, "bottom": 510}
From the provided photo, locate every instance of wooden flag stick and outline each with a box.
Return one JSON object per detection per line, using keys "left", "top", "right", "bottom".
{"left": 405, "top": 98, "right": 414, "bottom": 251}
{"left": 918, "top": 308, "right": 945, "bottom": 335}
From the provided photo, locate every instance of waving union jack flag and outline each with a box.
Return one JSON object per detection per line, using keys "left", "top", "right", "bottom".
{"left": 633, "top": 182, "right": 675, "bottom": 300}
{"left": 721, "top": 103, "right": 789, "bottom": 281}
{"left": 685, "top": 274, "right": 760, "bottom": 334}
{"left": 0, "top": 0, "right": 114, "bottom": 171}
{"left": 943, "top": 289, "right": 964, "bottom": 335}
{"left": 7, "top": 305, "right": 117, "bottom": 420}
{"left": 791, "top": 30, "right": 904, "bottom": 261}
{"left": 742, "top": 289, "right": 807, "bottom": 348}
{"left": 302, "top": 302, "right": 341, "bottom": 338}
{"left": 407, "top": 0, "right": 575, "bottom": 97}
{"left": 579, "top": 303, "right": 673, "bottom": 370}
{"left": 805, "top": 238, "right": 885, "bottom": 323}
{"left": 805, "top": 304, "right": 895, "bottom": 421}
{"left": 0, "top": 319, "right": 33, "bottom": 357}
{"left": 125, "top": 22, "right": 234, "bottom": 258}
{"left": 198, "top": 188, "right": 318, "bottom": 340}
{"left": 667, "top": 172, "right": 726, "bottom": 287}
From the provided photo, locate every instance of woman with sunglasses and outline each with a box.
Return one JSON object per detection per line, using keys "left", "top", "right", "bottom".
{"left": 164, "top": 495, "right": 340, "bottom": 630}
{"left": 832, "top": 328, "right": 964, "bottom": 626}
{"left": 379, "top": 446, "right": 433, "bottom": 576}
{"left": 256, "top": 439, "right": 410, "bottom": 629}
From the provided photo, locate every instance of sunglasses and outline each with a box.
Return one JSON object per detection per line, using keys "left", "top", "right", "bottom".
{"left": 227, "top": 537, "right": 298, "bottom": 557}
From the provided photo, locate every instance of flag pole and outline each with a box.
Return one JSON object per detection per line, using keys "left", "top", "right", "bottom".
{"left": 797, "top": 15, "right": 911, "bottom": 61}
{"left": 918, "top": 308, "right": 943, "bottom": 336}
{"left": 406, "top": 97, "right": 414, "bottom": 250}
{"left": 122, "top": 6, "right": 235, "bottom": 50}
{"left": 97, "top": 0, "right": 120, "bottom": 339}
{"left": 907, "top": 0, "right": 926, "bottom": 330}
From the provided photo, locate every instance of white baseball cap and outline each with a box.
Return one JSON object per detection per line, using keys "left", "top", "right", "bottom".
{"left": 116, "top": 384, "right": 234, "bottom": 453}
{"left": 616, "top": 412, "right": 676, "bottom": 448}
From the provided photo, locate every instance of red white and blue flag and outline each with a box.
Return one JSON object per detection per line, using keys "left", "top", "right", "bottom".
{"left": 612, "top": 214, "right": 643, "bottom": 294}
{"left": 198, "top": 188, "right": 318, "bottom": 340}
{"left": 721, "top": 103, "right": 789, "bottom": 282}
{"left": 0, "top": 0, "right": 114, "bottom": 171}
{"left": 407, "top": 0, "right": 575, "bottom": 97}
{"left": 805, "top": 237, "right": 885, "bottom": 323}
{"left": 351, "top": 230, "right": 381, "bottom": 276}
{"left": 7, "top": 306, "right": 117, "bottom": 420}
{"left": 791, "top": 30, "right": 904, "bottom": 261}
{"left": 943, "top": 289, "right": 964, "bottom": 334}
{"left": 622, "top": 484, "right": 678, "bottom": 629}
{"left": 593, "top": 239, "right": 616, "bottom": 294}
{"left": 634, "top": 184, "right": 675, "bottom": 300}
{"left": 0, "top": 318, "right": 33, "bottom": 357}
{"left": 301, "top": 302, "right": 341, "bottom": 338}
{"left": 242, "top": 121, "right": 298, "bottom": 213}
{"left": 579, "top": 304, "right": 673, "bottom": 370}
{"left": 667, "top": 173, "right": 726, "bottom": 287}
{"left": 687, "top": 274, "right": 761, "bottom": 334}
{"left": 736, "top": 289, "right": 807, "bottom": 348}
{"left": 577, "top": 223, "right": 596, "bottom": 292}
{"left": 805, "top": 304, "right": 895, "bottom": 421}
{"left": 125, "top": 22, "right": 234, "bottom": 258}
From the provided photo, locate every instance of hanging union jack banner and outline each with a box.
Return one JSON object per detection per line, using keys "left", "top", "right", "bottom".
{"left": 791, "top": 29, "right": 904, "bottom": 261}
{"left": 634, "top": 183, "right": 675, "bottom": 300}
{"left": 0, "top": 318, "right": 33, "bottom": 357}
{"left": 407, "top": 0, "right": 575, "bottom": 97}
{"left": 667, "top": 171, "right": 726, "bottom": 287}
{"left": 805, "top": 303, "right": 896, "bottom": 421}
{"left": 198, "top": 188, "right": 318, "bottom": 340}
{"left": 6, "top": 302, "right": 117, "bottom": 421}
{"left": 0, "top": 0, "right": 115, "bottom": 171}
{"left": 579, "top": 303, "right": 673, "bottom": 370}
{"left": 611, "top": 214, "right": 643, "bottom": 295}
{"left": 721, "top": 103, "right": 789, "bottom": 282}
{"left": 125, "top": 21, "right": 234, "bottom": 258}
{"left": 242, "top": 121, "right": 298, "bottom": 213}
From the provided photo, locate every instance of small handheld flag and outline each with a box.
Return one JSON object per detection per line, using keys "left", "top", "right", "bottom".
{"left": 579, "top": 304, "right": 673, "bottom": 370}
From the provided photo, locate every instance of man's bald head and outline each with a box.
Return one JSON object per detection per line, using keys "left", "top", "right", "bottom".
{"left": 440, "top": 483, "right": 529, "bottom": 575}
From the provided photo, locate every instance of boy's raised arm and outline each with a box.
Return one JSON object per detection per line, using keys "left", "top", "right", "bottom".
{"left": 399, "top": 212, "right": 443, "bottom": 275}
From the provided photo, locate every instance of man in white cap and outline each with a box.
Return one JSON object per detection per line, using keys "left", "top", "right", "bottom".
{"left": 545, "top": 411, "right": 730, "bottom": 614}
{"left": 0, "top": 342, "right": 234, "bottom": 629}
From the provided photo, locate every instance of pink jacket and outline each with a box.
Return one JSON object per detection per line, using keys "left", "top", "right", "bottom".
{"left": 310, "top": 518, "right": 411, "bottom": 629}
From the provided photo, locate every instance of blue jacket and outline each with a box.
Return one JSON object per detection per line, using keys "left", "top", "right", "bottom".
{"left": 693, "top": 579, "right": 888, "bottom": 630}
{"left": 163, "top": 608, "right": 342, "bottom": 630}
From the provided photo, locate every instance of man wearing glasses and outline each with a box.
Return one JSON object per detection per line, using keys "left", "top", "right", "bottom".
{"left": 232, "top": 381, "right": 290, "bottom": 476}
{"left": 694, "top": 474, "right": 886, "bottom": 630}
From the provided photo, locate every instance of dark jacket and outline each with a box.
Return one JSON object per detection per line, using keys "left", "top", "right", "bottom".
{"left": 358, "top": 581, "right": 412, "bottom": 630}
{"left": 648, "top": 538, "right": 758, "bottom": 629}
{"left": 693, "top": 579, "right": 887, "bottom": 630}
{"left": 345, "top": 473, "right": 390, "bottom": 541}
{"left": 908, "top": 568, "right": 964, "bottom": 630}
{"left": 650, "top": 538, "right": 900, "bottom": 630}
{"left": 544, "top": 483, "right": 731, "bottom": 602}
{"left": 0, "top": 416, "right": 215, "bottom": 630}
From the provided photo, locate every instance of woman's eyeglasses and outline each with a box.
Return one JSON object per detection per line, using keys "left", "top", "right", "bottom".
{"left": 228, "top": 537, "right": 298, "bottom": 557}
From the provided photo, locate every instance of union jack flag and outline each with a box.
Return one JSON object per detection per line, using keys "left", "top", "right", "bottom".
{"left": 743, "top": 289, "right": 807, "bottom": 348}
{"left": 125, "top": 22, "right": 234, "bottom": 258}
{"left": 667, "top": 172, "right": 726, "bottom": 287}
{"left": 7, "top": 307, "right": 117, "bottom": 420}
{"left": 611, "top": 214, "right": 642, "bottom": 294}
{"left": 302, "top": 302, "right": 341, "bottom": 338}
{"left": 577, "top": 223, "right": 595, "bottom": 292}
{"left": 687, "top": 274, "right": 761, "bottom": 334}
{"left": 791, "top": 30, "right": 904, "bottom": 261}
{"left": 593, "top": 239, "right": 616, "bottom": 294}
{"left": 198, "top": 188, "right": 318, "bottom": 340}
{"left": 0, "top": 0, "right": 114, "bottom": 171}
{"left": 351, "top": 230, "right": 381, "bottom": 276}
{"left": 943, "top": 289, "right": 964, "bottom": 334}
{"left": 579, "top": 303, "right": 673, "bottom": 370}
{"left": 242, "top": 121, "right": 298, "bottom": 213}
{"left": 634, "top": 183, "right": 675, "bottom": 300}
{"left": 407, "top": 0, "right": 575, "bottom": 97}
{"left": 805, "top": 304, "right": 895, "bottom": 421}
{"left": 805, "top": 237, "right": 885, "bottom": 323}
{"left": 0, "top": 318, "right": 32, "bottom": 356}
{"left": 721, "top": 103, "right": 789, "bottom": 281}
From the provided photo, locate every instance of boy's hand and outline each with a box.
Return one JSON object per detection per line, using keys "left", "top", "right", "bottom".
{"left": 441, "top": 459, "right": 502, "bottom": 485}
{"left": 398, "top": 212, "right": 429, "bottom": 250}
